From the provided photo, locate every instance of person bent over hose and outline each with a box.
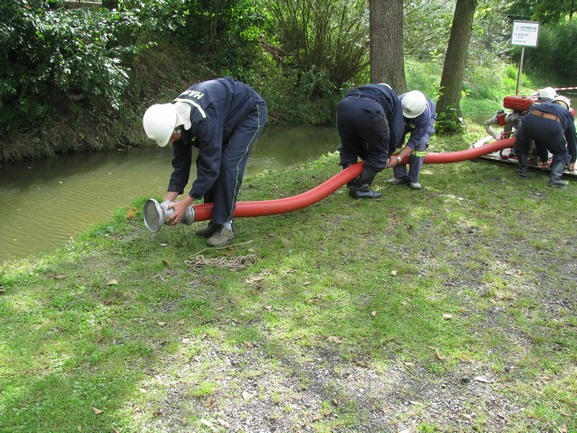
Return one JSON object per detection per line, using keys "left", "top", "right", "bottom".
{"left": 514, "top": 95, "right": 576, "bottom": 188}
{"left": 387, "top": 90, "right": 436, "bottom": 190}
{"left": 142, "top": 77, "right": 267, "bottom": 246}
{"left": 336, "top": 83, "right": 404, "bottom": 199}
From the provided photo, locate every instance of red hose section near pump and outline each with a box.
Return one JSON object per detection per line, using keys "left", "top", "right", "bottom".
{"left": 191, "top": 138, "right": 516, "bottom": 222}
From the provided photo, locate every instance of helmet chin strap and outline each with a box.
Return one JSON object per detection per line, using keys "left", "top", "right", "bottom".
{"left": 174, "top": 102, "right": 192, "bottom": 130}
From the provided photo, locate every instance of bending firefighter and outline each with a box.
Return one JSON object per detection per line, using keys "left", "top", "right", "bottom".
{"left": 336, "top": 83, "right": 404, "bottom": 199}
{"left": 142, "top": 77, "right": 267, "bottom": 246}
{"left": 514, "top": 95, "right": 576, "bottom": 187}
{"left": 387, "top": 90, "right": 436, "bottom": 190}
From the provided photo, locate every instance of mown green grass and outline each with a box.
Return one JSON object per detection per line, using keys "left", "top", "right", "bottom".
{"left": 1, "top": 123, "right": 576, "bottom": 432}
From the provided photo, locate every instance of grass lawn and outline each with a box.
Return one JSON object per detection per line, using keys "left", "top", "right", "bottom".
{"left": 1, "top": 125, "right": 576, "bottom": 433}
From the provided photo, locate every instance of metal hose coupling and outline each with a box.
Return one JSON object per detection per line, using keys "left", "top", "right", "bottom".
{"left": 143, "top": 198, "right": 195, "bottom": 232}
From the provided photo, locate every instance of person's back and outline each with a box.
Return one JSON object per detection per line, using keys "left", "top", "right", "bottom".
{"left": 336, "top": 83, "right": 404, "bottom": 199}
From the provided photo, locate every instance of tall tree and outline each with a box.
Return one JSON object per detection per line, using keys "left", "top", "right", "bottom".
{"left": 436, "top": 0, "right": 477, "bottom": 131}
{"left": 369, "top": 0, "right": 406, "bottom": 92}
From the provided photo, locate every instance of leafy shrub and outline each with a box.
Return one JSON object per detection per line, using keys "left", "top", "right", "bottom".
{"left": 0, "top": 1, "right": 143, "bottom": 135}
{"left": 511, "top": 19, "right": 577, "bottom": 84}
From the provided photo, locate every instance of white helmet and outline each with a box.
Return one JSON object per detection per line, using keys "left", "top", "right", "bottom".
{"left": 142, "top": 103, "right": 178, "bottom": 147}
{"left": 538, "top": 87, "right": 557, "bottom": 101}
{"left": 552, "top": 95, "right": 571, "bottom": 110}
{"left": 401, "top": 90, "right": 427, "bottom": 118}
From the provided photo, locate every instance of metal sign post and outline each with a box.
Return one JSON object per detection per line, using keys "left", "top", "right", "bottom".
{"left": 511, "top": 21, "right": 540, "bottom": 95}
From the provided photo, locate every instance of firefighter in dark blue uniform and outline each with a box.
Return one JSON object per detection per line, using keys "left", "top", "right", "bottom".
{"left": 387, "top": 90, "right": 436, "bottom": 190}
{"left": 336, "top": 83, "right": 405, "bottom": 199}
{"left": 143, "top": 77, "right": 267, "bottom": 246}
{"left": 514, "top": 95, "right": 576, "bottom": 187}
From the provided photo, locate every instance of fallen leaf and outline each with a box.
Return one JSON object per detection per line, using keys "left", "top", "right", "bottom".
{"left": 327, "top": 336, "right": 342, "bottom": 344}
{"left": 92, "top": 407, "right": 103, "bottom": 415}
{"left": 200, "top": 419, "right": 214, "bottom": 428}
{"left": 106, "top": 279, "right": 118, "bottom": 286}
{"left": 390, "top": 270, "right": 398, "bottom": 276}
{"left": 157, "top": 322, "right": 167, "bottom": 327}
{"left": 428, "top": 346, "right": 446, "bottom": 361}
{"left": 217, "top": 419, "right": 231, "bottom": 428}
{"left": 474, "top": 376, "right": 491, "bottom": 383}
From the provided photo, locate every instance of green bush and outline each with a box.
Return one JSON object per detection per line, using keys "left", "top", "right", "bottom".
{"left": 512, "top": 19, "right": 577, "bottom": 84}
{"left": 0, "top": 1, "right": 146, "bottom": 135}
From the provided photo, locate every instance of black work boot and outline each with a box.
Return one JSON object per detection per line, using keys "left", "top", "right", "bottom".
{"left": 348, "top": 165, "right": 382, "bottom": 198}
{"left": 549, "top": 161, "right": 569, "bottom": 187}
{"left": 517, "top": 152, "right": 529, "bottom": 177}
{"left": 349, "top": 184, "right": 383, "bottom": 199}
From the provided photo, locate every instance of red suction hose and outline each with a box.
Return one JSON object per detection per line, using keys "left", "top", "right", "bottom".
{"left": 190, "top": 137, "right": 515, "bottom": 222}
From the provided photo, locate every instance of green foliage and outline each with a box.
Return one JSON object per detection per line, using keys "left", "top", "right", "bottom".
{"left": 507, "top": 0, "right": 577, "bottom": 24}
{"left": 405, "top": 59, "right": 440, "bottom": 98}
{"left": 263, "top": 0, "right": 369, "bottom": 91}
{"left": 0, "top": 1, "right": 144, "bottom": 135}
{"left": 403, "top": 0, "right": 454, "bottom": 61}
{"left": 434, "top": 106, "right": 464, "bottom": 134}
{"left": 515, "top": 19, "right": 577, "bottom": 84}
{"left": 127, "top": 0, "right": 266, "bottom": 74}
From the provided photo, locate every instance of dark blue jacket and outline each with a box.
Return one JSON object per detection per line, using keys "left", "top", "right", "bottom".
{"left": 345, "top": 84, "right": 405, "bottom": 154}
{"left": 168, "top": 77, "right": 264, "bottom": 198}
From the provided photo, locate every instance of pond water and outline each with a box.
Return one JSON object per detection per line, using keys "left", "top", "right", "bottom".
{"left": 0, "top": 126, "right": 339, "bottom": 263}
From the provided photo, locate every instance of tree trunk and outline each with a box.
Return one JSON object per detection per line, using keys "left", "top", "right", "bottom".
{"left": 436, "top": 0, "right": 477, "bottom": 131}
{"left": 369, "top": 0, "right": 406, "bottom": 92}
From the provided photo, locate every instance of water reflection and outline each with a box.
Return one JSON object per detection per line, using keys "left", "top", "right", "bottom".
{"left": 0, "top": 126, "right": 339, "bottom": 262}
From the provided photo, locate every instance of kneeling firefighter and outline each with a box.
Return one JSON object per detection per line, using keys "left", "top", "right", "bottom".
{"left": 336, "top": 83, "right": 404, "bottom": 198}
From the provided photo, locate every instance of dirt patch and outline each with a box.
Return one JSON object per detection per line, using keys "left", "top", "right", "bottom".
{"left": 141, "top": 342, "right": 529, "bottom": 433}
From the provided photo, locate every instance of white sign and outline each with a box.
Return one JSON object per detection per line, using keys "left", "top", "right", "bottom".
{"left": 511, "top": 21, "right": 540, "bottom": 47}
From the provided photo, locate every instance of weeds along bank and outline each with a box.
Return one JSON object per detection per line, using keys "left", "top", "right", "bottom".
{"left": 0, "top": 41, "right": 342, "bottom": 163}
{"left": 0, "top": 50, "right": 526, "bottom": 163}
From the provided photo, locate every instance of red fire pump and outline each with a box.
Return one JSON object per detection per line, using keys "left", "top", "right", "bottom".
{"left": 483, "top": 95, "right": 538, "bottom": 143}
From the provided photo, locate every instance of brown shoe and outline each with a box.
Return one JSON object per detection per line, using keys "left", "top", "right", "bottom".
{"left": 207, "top": 226, "right": 235, "bottom": 247}
{"left": 195, "top": 223, "right": 218, "bottom": 238}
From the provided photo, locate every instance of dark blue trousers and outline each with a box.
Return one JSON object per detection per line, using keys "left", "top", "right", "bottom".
{"left": 203, "top": 101, "right": 267, "bottom": 224}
